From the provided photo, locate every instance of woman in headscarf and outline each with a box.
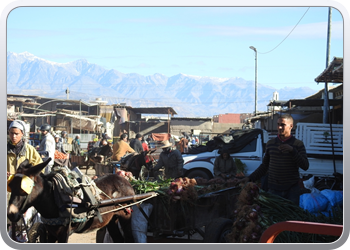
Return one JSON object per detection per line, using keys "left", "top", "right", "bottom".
{"left": 213, "top": 148, "right": 236, "bottom": 180}
{"left": 7, "top": 120, "right": 43, "bottom": 177}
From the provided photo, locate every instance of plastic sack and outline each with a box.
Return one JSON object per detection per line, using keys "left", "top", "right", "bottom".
{"left": 131, "top": 203, "right": 153, "bottom": 243}
{"left": 299, "top": 192, "right": 330, "bottom": 213}
{"left": 303, "top": 176, "right": 320, "bottom": 193}
{"left": 320, "top": 189, "right": 343, "bottom": 207}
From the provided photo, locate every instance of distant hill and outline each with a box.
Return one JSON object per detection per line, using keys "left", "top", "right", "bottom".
{"left": 7, "top": 51, "right": 317, "bottom": 117}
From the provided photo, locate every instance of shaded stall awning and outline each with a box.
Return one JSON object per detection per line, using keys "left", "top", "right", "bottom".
{"left": 59, "top": 113, "right": 99, "bottom": 132}
{"left": 131, "top": 107, "right": 177, "bottom": 116}
{"left": 314, "top": 57, "right": 343, "bottom": 83}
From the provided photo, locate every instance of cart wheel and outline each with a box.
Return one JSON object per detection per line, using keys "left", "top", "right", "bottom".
{"left": 203, "top": 218, "right": 233, "bottom": 243}
{"left": 186, "top": 169, "right": 211, "bottom": 180}
{"left": 140, "top": 166, "right": 150, "bottom": 181}
{"left": 27, "top": 222, "right": 48, "bottom": 243}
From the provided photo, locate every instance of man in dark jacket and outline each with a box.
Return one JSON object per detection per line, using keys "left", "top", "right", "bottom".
{"left": 130, "top": 133, "right": 143, "bottom": 153}
{"left": 240, "top": 114, "right": 309, "bottom": 205}
{"left": 153, "top": 140, "right": 184, "bottom": 179}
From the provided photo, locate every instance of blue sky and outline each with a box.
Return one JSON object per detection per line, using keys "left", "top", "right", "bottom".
{"left": 5, "top": 5, "right": 344, "bottom": 91}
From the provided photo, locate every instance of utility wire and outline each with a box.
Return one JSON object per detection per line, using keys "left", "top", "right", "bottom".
{"left": 259, "top": 7, "right": 310, "bottom": 54}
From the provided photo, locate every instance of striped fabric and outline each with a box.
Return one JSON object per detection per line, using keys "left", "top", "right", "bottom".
{"left": 249, "top": 136, "right": 309, "bottom": 191}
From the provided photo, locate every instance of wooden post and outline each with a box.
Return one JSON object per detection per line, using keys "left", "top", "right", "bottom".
{"left": 167, "top": 109, "right": 170, "bottom": 134}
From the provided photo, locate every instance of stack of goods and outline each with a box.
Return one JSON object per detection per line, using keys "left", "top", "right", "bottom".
{"left": 226, "top": 182, "right": 343, "bottom": 243}
{"left": 130, "top": 177, "right": 202, "bottom": 202}
{"left": 54, "top": 150, "right": 69, "bottom": 159}
{"left": 166, "top": 177, "right": 198, "bottom": 201}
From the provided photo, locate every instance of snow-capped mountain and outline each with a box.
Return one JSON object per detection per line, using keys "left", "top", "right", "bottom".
{"left": 7, "top": 51, "right": 317, "bottom": 117}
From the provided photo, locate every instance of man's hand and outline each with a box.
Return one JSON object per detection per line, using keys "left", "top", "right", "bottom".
{"left": 278, "top": 144, "right": 293, "bottom": 153}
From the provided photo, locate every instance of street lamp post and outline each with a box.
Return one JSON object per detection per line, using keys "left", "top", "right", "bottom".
{"left": 249, "top": 46, "right": 258, "bottom": 116}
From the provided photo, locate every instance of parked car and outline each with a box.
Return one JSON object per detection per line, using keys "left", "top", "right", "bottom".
{"left": 182, "top": 125, "right": 343, "bottom": 190}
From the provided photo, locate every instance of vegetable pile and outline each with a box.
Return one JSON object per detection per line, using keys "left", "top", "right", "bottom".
{"left": 167, "top": 177, "right": 198, "bottom": 201}
{"left": 227, "top": 182, "right": 343, "bottom": 243}
{"left": 130, "top": 177, "right": 200, "bottom": 202}
{"left": 54, "top": 150, "right": 69, "bottom": 159}
{"left": 115, "top": 169, "right": 135, "bottom": 181}
{"left": 130, "top": 178, "right": 172, "bottom": 195}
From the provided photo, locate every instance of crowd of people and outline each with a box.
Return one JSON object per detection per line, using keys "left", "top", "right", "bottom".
{"left": 7, "top": 113, "right": 308, "bottom": 207}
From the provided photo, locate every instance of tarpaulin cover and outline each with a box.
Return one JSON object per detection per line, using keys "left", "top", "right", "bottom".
{"left": 152, "top": 133, "right": 171, "bottom": 142}
{"left": 187, "top": 129, "right": 264, "bottom": 155}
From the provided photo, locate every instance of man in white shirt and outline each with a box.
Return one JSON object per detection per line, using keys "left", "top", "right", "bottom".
{"left": 37, "top": 124, "right": 56, "bottom": 174}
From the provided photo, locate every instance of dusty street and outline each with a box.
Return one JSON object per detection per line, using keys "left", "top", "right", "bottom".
{"left": 67, "top": 167, "right": 97, "bottom": 243}
{"left": 68, "top": 231, "right": 96, "bottom": 243}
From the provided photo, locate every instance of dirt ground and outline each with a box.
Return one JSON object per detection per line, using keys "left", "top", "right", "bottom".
{"left": 68, "top": 167, "right": 97, "bottom": 243}
{"left": 68, "top": 231, "right": 96, "bottom": 243}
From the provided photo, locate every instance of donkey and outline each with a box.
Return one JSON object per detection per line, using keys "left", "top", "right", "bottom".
{"left": 88, "top": 144, "right": 113, "bottom": 164}
{"left": 7, "top": 158, "right": 135, "bottom": 243}
{"left": 120, "top": 150, "right": 156, "bottom": 179}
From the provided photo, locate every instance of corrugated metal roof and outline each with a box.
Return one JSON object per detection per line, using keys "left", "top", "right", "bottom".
{"left": 315, "top": 57, "right": 343, "bottom": 83}
{"left": 171, "top": 116, "right": 212, "bottom": 121}
{"left": 131, "top": 107, "right": 177, "bottom": 115}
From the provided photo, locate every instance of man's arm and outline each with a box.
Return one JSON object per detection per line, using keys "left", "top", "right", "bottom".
{"left": 213, "top": 157, "right": 221, "bottom": 176}
{"left": 248, "top": 150, "right": 270, "bottom": 182}
{"left": 176, "top": 151, "right": 184, "bottom": 175}
{"left": 292, "top": 140, "right": 309, "bottom": 171}
{"left": 229, "top": 158, "right": 236, "bottom": 175}
{"left": 153, "top": 154, "right": 163, "bottom": 171}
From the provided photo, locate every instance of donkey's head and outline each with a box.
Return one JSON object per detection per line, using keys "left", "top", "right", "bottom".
{"left": 145, "top": 149, "right": 156, "bottom": 168}
{"left": 7, "top": 158, "right": 51, "bottom": 222}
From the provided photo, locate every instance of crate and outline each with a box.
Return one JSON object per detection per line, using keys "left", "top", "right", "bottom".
{"left": 29, "top": 133, "right": 40, "bottom": 140}
{"left": 295, "top": 122, "right": 343, "bottom": 155}
{"left": 70, "top": 155, "right": 87, "bottom": 166}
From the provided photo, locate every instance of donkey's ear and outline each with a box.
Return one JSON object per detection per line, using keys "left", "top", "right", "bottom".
{"left": 25, "top": 158, "right": 52, "bottom": 176}
{"left": 18, "top": 159, "right": 30, "bottom": 169}
{"left": 147, "top": 149, "right": 156, "bottom": 155}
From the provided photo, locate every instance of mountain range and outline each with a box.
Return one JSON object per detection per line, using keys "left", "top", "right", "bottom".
{"left": 7, "top": 51, "right": 318, "bottom": 117}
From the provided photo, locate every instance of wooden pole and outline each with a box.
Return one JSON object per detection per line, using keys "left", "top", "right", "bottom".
{"left": 167, "top": 109, "right": 170, "bottom": 134}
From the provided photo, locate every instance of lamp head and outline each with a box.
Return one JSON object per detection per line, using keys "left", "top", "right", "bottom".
{"left": 249, "top": 46, "right": 256, "bottom": 51}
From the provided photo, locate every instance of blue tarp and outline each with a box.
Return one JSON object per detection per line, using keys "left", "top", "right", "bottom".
{"left": 300, "top": 189, "right": 343, "bottom": 216}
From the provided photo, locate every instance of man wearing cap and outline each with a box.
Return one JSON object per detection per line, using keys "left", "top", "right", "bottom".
{"left": 99, "top": 133, "right": 111, "bottom": 147}
{"left": 152, "top": 140, "right": 184, "bottom": 179}
{"left": 130, "top": 133, "right": 144, "bottom": 153}
{"left": 37, "top": 124, "right": 56, "bottom": 174}
{"left": 7, "top": 120, "right": 43, "bottom": 177}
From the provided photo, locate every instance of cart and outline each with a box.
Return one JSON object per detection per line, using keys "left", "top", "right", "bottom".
{"left": 141, "top": 186, "right": 240, "bottom": 243}
{"left": 25, "top": 191, "right": 159, "bottom": 243}
{"left": 70, "top": 154, "right": 96, "bottom": 174}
